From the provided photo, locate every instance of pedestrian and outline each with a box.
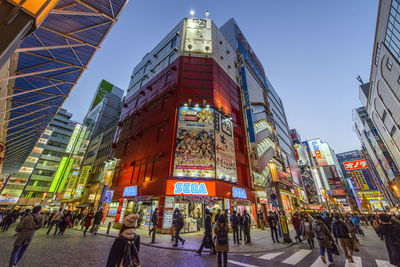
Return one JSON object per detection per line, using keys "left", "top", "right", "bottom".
{"left": 311, "top": 214, "right": 335, "bottom": 266}
{"left": 2, "top": 211, "right": 14, "bottom": 232}
{"left": 257, "top": 210, "right": 265, "bottom": 230}
{"left": 376, "top": 214, "right": 400, "bottom": 267}
{"left": 300, "top": 215, "right": 314, "bottom": 249}
{"left": 58, "top": 210, "right": 72, "bottom": 235}
{"left": 243, "top": 209, "right": 251, "bottom": 243}
{"left": 230, "top": 210, "right": 239, "bottom": 244}
{"left": 215, "top": 209, "right": 222, "bottom": 224}
{"left": 170, "top": 209, "right": 178, "bottom": 242}
{"left": 83, "top": 211, "right": 94, "bottom": 236}
{"left": 137, "top": 208, "right": 144, "bottom": 228}
{"left": 91, "top": 208, "right": 104, "bottom": 235}
{"left": 323, "top": 213, "right": 333, "bottom": 231}
{"left": 46, "top": 210, "right": 55, "bottom": 228}
{"left": 350, "top": 214, "right": 364, "bottom": 236}
{"left": 106, "top": 214, "right": 140, "bottom": 267}
{"left": 46, "top": 208, "right": 63, "bottom": 235}
{"left": 214, "top": 213, "right": 229, "bottom": 267}
{"left": 238, "top": 211, "right": 244, "bottom": 242}
{"left": 268, "top": 211, "right": 279, "bottom": 243}
{"left": 149, "top": 208, "right": 159, "bottom": 243}
{"left": 274, "top": 211, "right": 282, "bottom": 238}
{"left": 172, "top": 208, "right": 185, "bottom": 247}
{"left": 196, "top": 207, "right": 201, "bottom": 232}
{"left": 292, "top": 212, "right": 303, "bottom": 243}
{"left": 197, "top": 209, "right": 216, "bottom": 255}
{"left": 9, "top": 206, "right": 44, "bottom": 267}
{"left": 74, "top": 211, "right": 84, "bottom": 229}
{"left": 43, "top": 211, "right": 50, "bottom": 228}
{"left": 331, "top": 214, "right": 354, "bottom": 263}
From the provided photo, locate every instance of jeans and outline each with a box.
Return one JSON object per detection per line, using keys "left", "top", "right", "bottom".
{"left": 9, "top": 242, "right": 29, "bottom": 266}
{"left": 271, "top": 227, "right": 279, "bottom": 242}
{"left": 174, "top": 227, "right": 183, "bottom": 245}
{"left": 198, "top": 232, "right": 215, "bottom": 253}
{"left": 294, "top": 227, "right": 302, "bottom": 242}
{"left": 355, "top": 225, "right": 364, "bottom": 236}
{"left": 217, "top": 251, "right": 227, "bottom": 267}
{"left": 232, "top": 227, "right": 239, "bottom": 243}
{"left": 46, "top": 221, "right": 59, "bottom": 235}
{"left": 320, "top": 247, "right": 333, "bottom": 262}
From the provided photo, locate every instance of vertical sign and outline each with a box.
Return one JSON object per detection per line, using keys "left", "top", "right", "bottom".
{"left": 215, "top": 111, "right": 237, "bottom": 182}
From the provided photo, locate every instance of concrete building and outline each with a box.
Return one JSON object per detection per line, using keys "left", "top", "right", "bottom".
{"left": 367, "top": 0, "right": 400, "bottom": 186}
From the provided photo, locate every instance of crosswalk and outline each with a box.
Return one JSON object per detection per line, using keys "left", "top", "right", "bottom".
{"left": 228, "top": 249, "right": 395, "bottom": 267}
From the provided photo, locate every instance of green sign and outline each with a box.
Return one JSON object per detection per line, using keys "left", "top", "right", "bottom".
{"left": 49, "top": 157, "right": 68, "bottom": 193}
{"left": 90, "top": 80, "right": 113, "bottom": 111}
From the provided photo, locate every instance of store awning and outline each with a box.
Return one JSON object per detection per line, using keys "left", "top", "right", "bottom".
{"left": 0, "top": 0, "right": 129, "bottom": 174}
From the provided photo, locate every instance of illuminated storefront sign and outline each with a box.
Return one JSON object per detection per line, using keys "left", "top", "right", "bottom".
{"left": 74, "top": 166, "right": 91, "bottom": 197}
{"left": 166, "top": 180, "right": 216, "bottom": 196}
{"left": 104, "top": 190, "right": 114, "bottom": 203}
{"left": 343, "top": 160, "right": 368, "bottom": 170}
{"left": 66, "top": 124, "right": 81, "bottom": 153}
{"left": 0, "top": 196, "right": 19, "bottom": 203}
{"left": 122, "top": 186, "right": 137, "bottom": 197}
{"left": 311, "top": 140, "right": 327, "bottom": 166}
{"left": 232, "top": 187, "right": 247, "bottom": 199}
{"left": 88, "top": 194, "right": 96, "bottom": 201}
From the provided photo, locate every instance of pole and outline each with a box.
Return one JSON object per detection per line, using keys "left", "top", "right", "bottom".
{"left": 274, "top": 182, "right": 292, "bottom": 243}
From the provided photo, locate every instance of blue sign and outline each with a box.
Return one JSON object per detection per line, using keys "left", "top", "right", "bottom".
{"left": 174, "top": 182, "right": 208, "bottom": 195}
{"left": 240, "top": 67, "right": 255, "bottom": 143}
{"left": 104, "top": 190, "right": 114, "bottom": 203}
{"left": 232, "top": 187, "right": 247, "bottom": 199}
{"left": 122, "top": 186, "right": 137, "bottom": 197}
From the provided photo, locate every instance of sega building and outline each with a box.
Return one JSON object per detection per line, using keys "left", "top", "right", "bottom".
{"left": 109, "top": 17, "right": 255, "bottom": 232}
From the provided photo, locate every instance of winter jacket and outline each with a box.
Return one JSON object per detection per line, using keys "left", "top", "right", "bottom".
{"left": 204, "top": 214, "right": 212, "bottom": 234}
{"left": 214, "top": 222, "right": 229, "bottom": 252}
{"left": 268, "top": 215, "right": 278, "bottom": 228}
{"left": 14, "top": 213, "right": 44, "bottom": 246}
{"left": 94, "top": 211, "right": 103, "bottom": 225}
{"left": 151, "top": 210, "right": 158, "bottom": 226}
{"left": 230, "top": 214, "right": 239, "bottom": 230}
{"left": 84, "top": 214, "right": 94, "bottom": 227}
{"left": 291, "top": 216, "right": 301, "bottom": 229}
{"left": 106, "top": 229, "right": 140, "bottom": 267}
{"left": 243, "top": 214, "right": 251, "bottom": 229}
{"left": 350, "top": 216, "right": 360, "bottom": 226}
{"left": 331, "top": 218, "right": 350, "bottom": 239}
{"left": 376, "top": 223, "right": 400, "bottom": 266}
{"left": 312, "top": 219, "right": 334, "bottom": 248}
{"left": 51, "top": 211, "right": 63, "bottom": 222}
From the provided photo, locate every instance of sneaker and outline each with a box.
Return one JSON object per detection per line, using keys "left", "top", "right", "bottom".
{"left": 182, "top": 239, "right": 185, "bottom": 246}
{"left": 321, "top": 256, "right": 326, "bottom": 264}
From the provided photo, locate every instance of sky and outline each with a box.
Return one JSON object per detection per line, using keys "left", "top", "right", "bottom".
{"left": 62, "top": 0, "right": 379, "bottom": 154}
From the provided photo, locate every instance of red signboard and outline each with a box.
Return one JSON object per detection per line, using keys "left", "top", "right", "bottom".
{"left": 343, "top": 160, "right": 368, "bottom": 170}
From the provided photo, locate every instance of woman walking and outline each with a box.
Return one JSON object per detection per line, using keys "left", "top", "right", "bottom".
{"left": 300, "top": 216, "right": 314, "bottom": 249}
{"left": 59, "top": 210, "right": 71, "bottom": 235}
{"left": 214, "top": 214, "right": 229, "bottom": 267}
{"left": 106, "top": 214, "right": 140, "bottom": 267}
{"left": 9, "top": 206, "right": 44, "bottom": 267}
{"left": 311, "top": 214, "right": 335, "bottom": 266}
{"left": 83, "top": 211, "right": 94, "bottom": 236}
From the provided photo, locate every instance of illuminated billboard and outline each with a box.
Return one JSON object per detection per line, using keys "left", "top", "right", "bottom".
{"left": 66, "top": 124, "right": 81, "bottom": 153}
{"left": 184, "top": 18, "right": 212, "bottom": 54}
{"left": 343, "top": 160, "right": 368, "bottom": 170}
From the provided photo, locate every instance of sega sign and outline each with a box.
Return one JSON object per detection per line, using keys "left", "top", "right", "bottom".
{"left": 232, "top": 187, "right": 247, "bottom": 199}
{"left": 174, "top": 182, "right": 208, "bottom": 195}
{"left": 122, "top": 186, "right": 137, "bottom": 197}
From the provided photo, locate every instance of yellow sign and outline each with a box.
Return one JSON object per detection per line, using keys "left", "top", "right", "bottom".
{"left": 280, "top": 215, "right": 288, "bottom": 234}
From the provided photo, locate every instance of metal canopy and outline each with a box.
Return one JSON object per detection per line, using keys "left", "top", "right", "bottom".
{"left": 1, "top": 0, "right": 128, "bottom": 174}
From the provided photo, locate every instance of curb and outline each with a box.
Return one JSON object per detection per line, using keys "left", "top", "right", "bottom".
{"left": 71, "top": 228, "right": 300, "bottom": 254}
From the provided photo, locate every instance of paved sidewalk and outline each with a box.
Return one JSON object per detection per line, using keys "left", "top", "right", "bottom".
{"left": 73, "top": 224, "right": 299, "bottom": 253}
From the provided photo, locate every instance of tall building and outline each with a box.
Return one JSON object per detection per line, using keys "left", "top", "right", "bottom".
{"left": 58, "top": 80, "right": 123, "bottom": 210}
{"left": 367, "top": 0, "right": 400, "bottom": 190}
{"left": 0, "top": 108, "right": 77, "bottom": 206}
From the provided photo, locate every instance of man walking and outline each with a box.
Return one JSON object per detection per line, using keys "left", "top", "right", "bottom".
{"left": 331, "top": 214, "right": 354, "bottom": 263}
{"left": 292, "top": 213, "right": 303, "bottom": 243}
{"left": 9, "top": 206, "right": 44, "bottom": 267}
{"left": 46, "top": 208, "right": 63, "bottom": 235}
{"left": 350, "top": 214, "right": 364, "bottom": 236}
{"left": 197, "top": 209, "right": 216, "bottom": 255}
{"left": 257, "top": 210, "right": 265, "bottom": 230}
{"left": 268, "top": 211, "right": 279, "bottom": 243}
{"left": 238, "top": 212, "right": 244, "bottom": 242}
{"left": 172, "top": 209, "right": 185, "bottom": 247}
{"left": 91, "top": 209, "right": 103, "bottom": 235}
{"left": 230, "top": 210, "right": 239, "bottom": 244}
{"left": 243, "top": 209, "right": 251, "bottom": 243}
{"left": 149, "top": 208, "right": 159, "bottom": 243}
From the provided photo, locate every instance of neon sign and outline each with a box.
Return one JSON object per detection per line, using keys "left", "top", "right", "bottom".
{"left": 174, "top": 182, "right": 208, "bottom": 195}
{"left": 232, "top": 187, "right": 247, "bottom": 199}
{"left": 122, "top": 186, "right": 137, "bottom": 197}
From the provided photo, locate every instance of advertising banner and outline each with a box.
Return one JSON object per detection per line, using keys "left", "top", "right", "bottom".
{"left": 309, "top": 139, "right": 328, "bottom": 166}
{"left": 74, "top": 166, "right": 91, "bottom": 197}
{"left": 166, "top": 180, "right": 216, "bottom": 196}
{"left": 215, "top": 111, "right": 237, "bottom": 182}
{"left": 184, "top": 18, "right": 212, "bottom": 54}
{"left": 173, "top": 107, "right": 215, "bottom": 178}
{"left": 351, "top": 170, "right": 370, "bottom": 191}
{"left": 343, "top": 160, "right": 368, "bottom": 170}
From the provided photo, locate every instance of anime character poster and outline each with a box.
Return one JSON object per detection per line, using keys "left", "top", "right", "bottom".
{"left": 215, "top": 111, "right": 237, "bottom": 182}
{"left": 173, "top": 107, "right": 215, "bottom": 178}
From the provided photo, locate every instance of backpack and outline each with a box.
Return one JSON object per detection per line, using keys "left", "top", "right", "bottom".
{"left": 121, "top": 235, "right": 140, "bottom": 267}
{"left": 314, "top": 222, "right": 326, "bottom": 241}
{"left": 217, "top": 223, "right": 228, "bottom": 245}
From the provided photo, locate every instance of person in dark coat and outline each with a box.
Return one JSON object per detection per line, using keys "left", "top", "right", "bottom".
{"left": 91, "top": 209, "right": 104, "bottom": 235}
{"left": 292, "top": 213, "right": 303, "bottom": 243}
{"left": 238, "top": 212, "right": 244, "bottom": 242}
{"left": 230, "top": 210, "right": 239, "bottom": 244}
{"left": 214, "top": 214, "right": 229, "bottom": 267}
{"left": 9, "top": 206, "right": 44, "bottom": 267}
{"left": 106, "top": 214, "right": 140, "bottom": 267}
{"left": 376, "top": 214, "right": 400, "bottom": 267}
{"left": 268, "top": 211, "right": 279, "bottom": 243}
{"left": 197, "top": 209, "right": 216, "bottom": 255}
{"left": 58, "top": 210, "right": 71, "bottom": 235}
{"left": 331, "top": 214, "right": 354, "bottom": 263}
{"left": 83, "top": 211, "right": 94, "bottom": 236}
{"left": 149, "top": 208, "right": 159, "bottom": 243}
{"left": 311, "top": 214, "right": 335, "bottom": 266}
{"left": 243, "top": 209, "right": 251, "bottom": 243}
{"left": 172, "top": 208, "right": 185, "bottom": 247}
{"left": 2, "top": 211, "right": 14, "bottom": 232}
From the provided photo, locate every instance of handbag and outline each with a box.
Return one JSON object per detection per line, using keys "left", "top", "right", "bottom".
{"left": 332, "top": 242, "right": 340, "bottom": 255}
{"left": 120, "top": 236, "right": 140, "bottom": 267}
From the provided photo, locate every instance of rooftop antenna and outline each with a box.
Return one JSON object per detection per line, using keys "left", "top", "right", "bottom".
{"left": 356, "top": 75, "right": 363, "bottom": 85}
{"left": 205, "top": 11, "right": 209, "bottom": 18}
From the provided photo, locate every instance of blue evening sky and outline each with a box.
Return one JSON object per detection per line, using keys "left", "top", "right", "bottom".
{"left": 62, "top": 0, "right": 378, "bottom": 153}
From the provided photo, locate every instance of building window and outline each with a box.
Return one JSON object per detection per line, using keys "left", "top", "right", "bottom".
{"left": 391, "top": 125, "right": 397, "bottom": 137}
{"left": 170, "top": 36, "right": 177, "bottom": 48}
{"left": 387, "top": 58, "right": 393, "bottom": 70}
{"left": 382, "top": 110, "right": 387, "bottom": 122}
{"left": 375, "top": 43, "right": 381, "bottom": 66}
